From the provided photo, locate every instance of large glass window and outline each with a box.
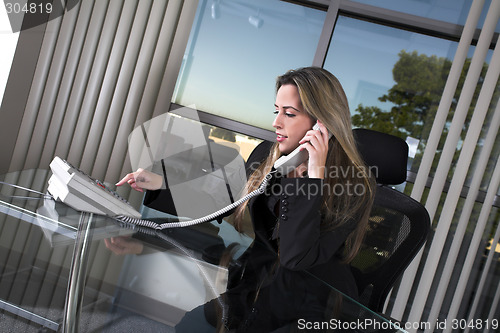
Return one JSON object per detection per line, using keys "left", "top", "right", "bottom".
{"left": 324, "top": 15, "right": 460, "bottom": 140}
{"left": 322, "top": 15, "right": 499, "bottom": 184}
{"left": 351, "top": 0, "right": 500, "bottom": 32}
{"left": 172, "top": 0, "right": 326, "bottom": 131}
{"left": 324, "top": 14, "right": 498, "bottom": 186}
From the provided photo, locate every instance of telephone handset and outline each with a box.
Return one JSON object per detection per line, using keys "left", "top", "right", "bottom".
{"left": 273, "top": 123, "right": 332, "bottom": 176}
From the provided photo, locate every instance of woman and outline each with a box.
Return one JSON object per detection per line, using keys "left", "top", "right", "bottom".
{"left": 116, "top": 67, "right": 375, "bottom": 329}
{"left": 231, "top": 66, "right": 375, "bottom": 293}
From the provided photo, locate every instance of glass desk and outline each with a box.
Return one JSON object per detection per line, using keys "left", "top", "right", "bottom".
{"left": 0, "top": 178, "right": 407, "bottom": 332}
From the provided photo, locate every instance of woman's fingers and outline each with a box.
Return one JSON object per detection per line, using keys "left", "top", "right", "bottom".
{"left": 300, "top": 128, "right": 327, "bottom": 154}
{"left": 116, "top": 168, "right": 162, "bottom": 191}
{"left": 116, "top": 169, "right": 146, "bottom": 192}
{"left": 298, "top": 121, "right": 330, "bottom": 179}
{"left": 115, "top": 173, "right": 134, "bottom": 186}
{"left": 316, "top": 120, "right": 330, "bottom": 145}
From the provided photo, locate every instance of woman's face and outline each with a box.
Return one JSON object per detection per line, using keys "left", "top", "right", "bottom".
{"left": 273, "top": 84, "right": 315, "bottom": 155}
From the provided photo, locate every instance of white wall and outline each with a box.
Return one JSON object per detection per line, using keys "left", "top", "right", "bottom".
{"left": 0, "top": 7, "right": 19, "bottom": 107}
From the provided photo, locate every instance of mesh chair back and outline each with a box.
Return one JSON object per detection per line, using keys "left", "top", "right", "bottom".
{"left": 351, "top": 128, "right": 430, "bottom": 313}
{"left": 351, "top": 185, "right": 430, "bottom": 312}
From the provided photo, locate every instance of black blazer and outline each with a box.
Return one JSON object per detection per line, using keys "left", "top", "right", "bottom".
{"left": 242, "top": 141, "right": 358, "bottom": 298}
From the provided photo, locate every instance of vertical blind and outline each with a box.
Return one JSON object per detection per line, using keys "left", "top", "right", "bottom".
{"left": 389, "top": 0, "right": 500, "bottom": 331}
{"left": 8, "top": 0, "right": 197, "bottom": 186}
{"left": 0, "top": 0, "right": 198, "bottom": 326}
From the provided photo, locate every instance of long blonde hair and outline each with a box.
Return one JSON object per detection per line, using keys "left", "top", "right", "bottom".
{"left": 235, "top": 67, "right": 375, "bottom": 263}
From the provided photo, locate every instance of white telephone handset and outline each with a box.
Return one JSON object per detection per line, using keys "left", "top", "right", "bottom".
{"left": 274, "top": 123, "right": 333, "bottom": 176}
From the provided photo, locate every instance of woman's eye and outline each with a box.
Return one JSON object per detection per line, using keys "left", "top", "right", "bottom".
{"left": 273, "top": 110, "right": 295, "bottom": 117}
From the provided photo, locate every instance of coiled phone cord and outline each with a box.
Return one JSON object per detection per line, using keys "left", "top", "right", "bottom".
{"left": 115, "top": 171, "right": 275, "bottom": 230}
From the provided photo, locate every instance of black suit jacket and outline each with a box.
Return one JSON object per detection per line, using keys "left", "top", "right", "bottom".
{"left": 242, "top": 141, "right": 358, "bottom": 298}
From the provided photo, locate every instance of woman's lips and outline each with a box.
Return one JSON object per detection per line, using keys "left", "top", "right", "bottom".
{"left": 276, "top": 134, "right": 287, "bottom": 142}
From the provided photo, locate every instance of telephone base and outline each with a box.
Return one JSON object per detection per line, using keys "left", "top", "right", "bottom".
{"left": 47, "top": 157, "right": 141, "bottom": 218}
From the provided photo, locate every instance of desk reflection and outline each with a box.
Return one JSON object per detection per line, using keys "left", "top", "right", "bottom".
{"left": 105, "top": 219, "right": 402, "bottom": 333}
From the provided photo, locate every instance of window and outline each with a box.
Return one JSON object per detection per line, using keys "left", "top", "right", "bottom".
{"left": 324, "top": 16, "right": 459, "bottom": 138}
{"left": 324, "top": 16, "right": 461, "bottom": 175}
{"left": 323, "top": 14, "right": 498, "bottom": 185}
{"left": 351, "top": 0, "right": 500, "bottom": 31}
{"left": 172, "top": 0, "right": 326, "bottom": 131}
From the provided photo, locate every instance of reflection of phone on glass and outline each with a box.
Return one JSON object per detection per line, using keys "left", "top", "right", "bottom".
{"left": 274, "top": 123, "right": 333, "bottom": 176}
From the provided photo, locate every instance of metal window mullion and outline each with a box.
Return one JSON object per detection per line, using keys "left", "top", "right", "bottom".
{"left": 312, "top": 0, "right": 340, "bottom": 67}
{"left": 338, "top": 0, "right": 478, "bottom": 44}
{"left": 292, "top": 0, "right": 330, "bottom": 7}
{"left": 389, "top": 0, "right": 486, "bottom": 321}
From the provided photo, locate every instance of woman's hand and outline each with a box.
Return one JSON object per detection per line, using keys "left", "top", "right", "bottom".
{"left": 104, "top": 236, "right": 144, "bottom": 255}
{"left": 297, "top": 120, "right": 329, "bottom": 179}
{"left": 116, "top": 168, "right": 163, "bottom": 192}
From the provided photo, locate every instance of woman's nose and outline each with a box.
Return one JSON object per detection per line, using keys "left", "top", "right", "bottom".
{"left": 272, "top": 113, "right": 282, "bottom": 129}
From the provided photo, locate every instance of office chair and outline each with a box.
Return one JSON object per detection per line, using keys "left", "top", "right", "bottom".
{"left": 246, "top": 130, "right": 429, "bottom": 315}
{"left": 351, "top": 128, "right": 430, "bottom": 313}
